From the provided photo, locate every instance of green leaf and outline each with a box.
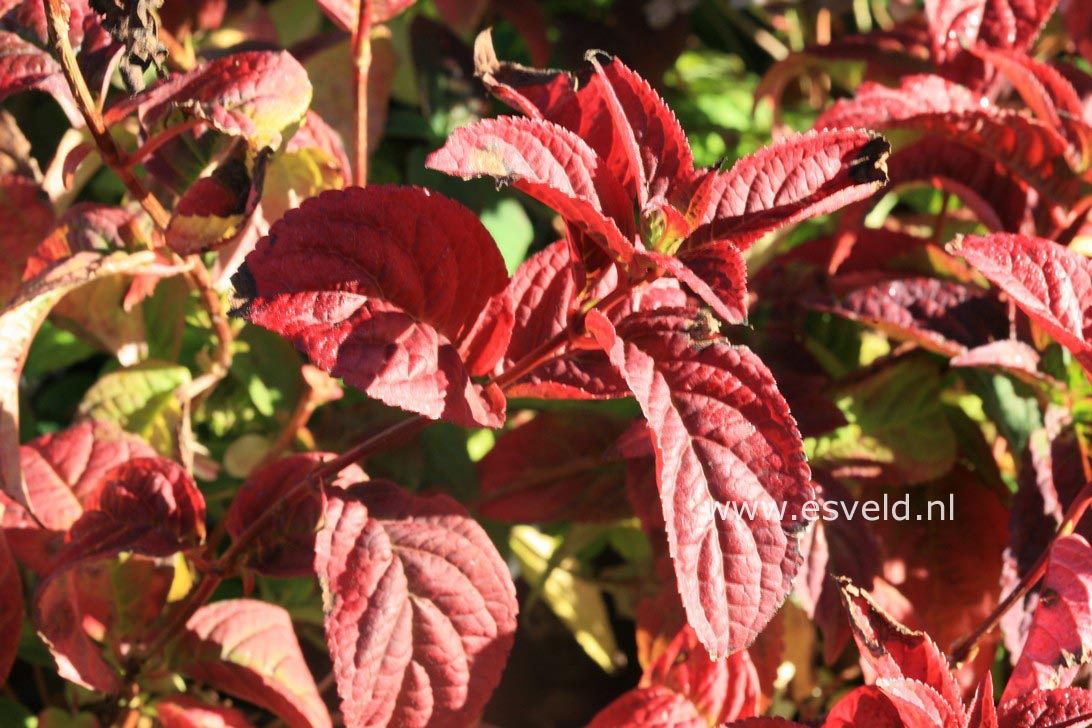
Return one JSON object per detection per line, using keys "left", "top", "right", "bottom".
{"left": 810, "top": 358, "right": 957, "bottom": 485}
{"left": 77, "top": 360, "right": 192, "bottom": 455}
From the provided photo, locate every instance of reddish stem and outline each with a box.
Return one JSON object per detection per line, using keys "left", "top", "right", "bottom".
{"left": 949, "top": 480, "right": 1092, "bottom": 664}
{"left": 352, "top": 0, "right": 373, "bottom": 186}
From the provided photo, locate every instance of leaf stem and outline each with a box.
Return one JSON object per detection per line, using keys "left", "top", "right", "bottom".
{"left": 42, "top": 0, "right": 233, "bottom": 399}
{"left": 949, "top": 480, "right": 1092, "bottom": 665}
{"left": 351, "top": 0, "right": 373, "bottom": 187}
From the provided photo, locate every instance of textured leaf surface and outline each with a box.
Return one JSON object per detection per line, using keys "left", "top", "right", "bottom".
{"left": 426, "top": 116, "right": 636, "bottom": 263}
{"left": 587, "top": 307, "right": 813, "bottom": 658}
{"left": 224, "top": 453, "right": 364, "bottom": 577}
{"left": 477, "top": 411, "right": 630, "bottom": 522}
{"left": 948, "top": 233, "right": 1092, "bottom": 378}
{"left": 0, "top": 251, "right": 162, "bottom": 514}
{"left": 586, "top": 685, "right": 705, "bottom": 728}
{"left": 816, "top": 75, "right": 1077, "bottom": 203}
{"left": 154, "top": 695, "right": 253, "bottom": 728}
{"left": 179, "top": 600, "right": 330, "bottom": 728}
{"left": 108, "top": 51, "right": 312, "bottom": 150}
{"left": 314, "top": 0, "right": 416, "bottom": 30}
{"left": 77, "top": 361, "right": 192, "bottom": 455}
{"left": 1004, "top": 534, "right": 1092, "bottom": 701}
{"left": 997, "top": 687, "right": 1092, "bottom": 727}
{"left": 820, "top": 277, "right": 1008, "bottom": 356}
{"left": 232, "top": 186, "right": 509, "bottom": 428}
{"left": 686, "top": 129, "right": 889, "bottom": 250}
{"left": 497, "top": 240, "right": 627, "bottom": 399}
{"left": 0, "top": 30, "right": 79, "bottom": 124}
{"left": 315, "top": 480, "right": 518, "bottom": 727}
{"left": 18, "top": 420, "right": 156, "bottom": 531}
{"left": 0, "top": 176, "right": 53, "bottom": 304}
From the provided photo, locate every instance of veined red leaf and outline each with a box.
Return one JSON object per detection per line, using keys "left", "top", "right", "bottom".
{"left": 315, "top": 480, "right": 518, "bottom": 727}
{"left": 477, "top": 411, "right": 631, "bottom": 522}
{"left": 232, "top": 186, "right": 509, "bottom": 428}
{"left": 1068, "top": 0, "right": 1092, "bottom": 66}
{"left": 968, "top": 673, "right": 999, "bottom": 728}
{"left": 639, "top": 242, "right": 748, "bottom": 325}
{"left": 978, "top": 0, "right": 1059, "bottom": 54}
{"left": 968, "top": 45, "right": 1089, "bottom": 157}
{"left": 925, "top": 0, "right": 987, "bottom": 62}
{"left": 425, "top": 116, "right": 636, "bottom": 263}
{"left": 35, "top": 554, "right": 174, "bottom": 693}
{"left": 885, "top": 138, "right": 1033, "bottom": 233}
{"left": 499, "top": 240, "right": 628, "bottom": 399}
{"left": 583, "top": 51, "right": 694, "bottom": 204}
{"left": 818, "top": 276, "right": 1009, "bottom": 356}
{"left": 0, "top": 250, "right": 168, "bottom": 514}
{"left": 18, "top": 420, "right": 156, "bottom": 531}
{"left": 0, "top": 525, "right": 21, "bottom": 684}
{"left": 178, "top": 600, "right": 330, "bottom": 728}
{"left": 997, "top": 686, "right": 1092, "bottom": 727}
{"left": 59, "top": 457, "right": 206, "bottom": 569}
{"left": 0, "top": 30, "right": 80, "bottom": 125}
{"left": 685, "top": 129, "right": 890, "bottom": 250}
{"left": 1004, "top": 534, "right": 1092, "bottom": 702}
{"left": 166, "top": 147, "right": 267, "bottom": 255}
{"left": 224, "top": 453, "right": 365, "bottom": 577}
{"left": 314, "top": 0, "right": 416, "bottom": 31}
{"left": 0, "top": 0, "right": 91, "bottom": 48}
{"left": 587, "top": 685, "right": 705, "bottom": 728}
{"left": 154, "top": 695, "right": 253, "bottom": 728}
{"left": 816, "top": 75, "right": 1078, "bottom": 203}
{"left": 586, "top": 306, "right": 813, "bottom": 658}
{"left": 838, "top": 578, "right": 964, "bottom": 721}
{"left": 723, "top": 719, "right": 809, "bottom": 728}
{"left": 105, "top": 51, "right": 312, "bottom": 150}
{"left": 946, "top": 233, "right": 1092, "bottom": 378}
{"left": 0, "top": 176, "right": 53, "bottom": 304}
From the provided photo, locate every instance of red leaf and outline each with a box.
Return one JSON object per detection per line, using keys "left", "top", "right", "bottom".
{"left": 34, "top": 554, "right": 174, "bottom": 693}
{"left": 968, "top": 673, "right": 1000, "bottom": 728}
{"left": 925, "top": 0, "right": 988, "bottom": 62}
{"left": 587, "top": 685, "right": 705, "bottom": 728}
{"left": 1004, "top": 534, "right": 1092, "bottom": 701}
{"left": 315, "top": 480, "right": 518, "bottom": 727}
{"left": 0, "top": 0, "right": 91, "bottom": 47}
{"left": 947, "top": 233, "right": 1092, "bottom": 378}
{"left": 155, "top": 695, "right": 253, "bottom": 728}
{"left": 816, "top": 75, "right": 1078, "bottom": 203}
{"left": 838, "top": 578, "right": 965, "bottom": 722}
{"left": 0, "top": 526, "right": 22, "bottom": 684}
{"left": 60, "top": 457, "right": 206, "bottom": 568}
{"left": 586, "top": 306, "right": 813, "bottom": 657}
{"left": 685, "top": 129, "right": 890, "bottom": 250}
{"left": 825, "top": 685, "right": 909, "bottom": 727}
{"left": 1067, "top": 0, "right": 1092, "bottom": 66}
{"left": 166, "top": 147, "right": 266, "bottom": 255}
{"left": 499, "top": 240, "right": 628, "bottom": 399}
{"left": 17, "top": 420, "right": 156, "bottom": 532}
{"left": 997, "top": 687, "right": 1092, "bottom": 727}
{"left": 819, "top": 276, "right": 1009, "bottom": 356}
{"left": 477, "top": 411, "right": 631, "bottom": 522}
{"left": 232, "top": 186, "right": 509, "bottom": 428}
{"left": 105, "top": 51, "right": 312, "bottom": 150}
{"left": 425, "top": 116, "right": 636, "bottom": 263}
{"left": 641, "top": 624, "right": 761, "bottom": 723}
{"left": 0, "top": 176, "right": 53, "bottom": 304}
{"left": 224, "top": 453, "right": 364, "bottom": 577}
{"left": 640, "top": 242, "right": 749, "bottom": 324}
{"left": 178, "top": 600, "right": 330, "bottom": 728}
{"left": 978, "top": 0, "right": 1058, "bottom": 54}
{"left": 314, "top": 0, "right": 417, "bottom": 31}
{"left": 0, "top": 30, "right": 80, "bottom": 125}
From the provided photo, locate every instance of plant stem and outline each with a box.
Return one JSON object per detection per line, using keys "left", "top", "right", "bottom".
{"left": 42, "top": 0, "right": 233, "bottom": 399}
{"left": 352, "top": 0, "right": 373, "bottom": 187}
{"left": 949, "top": 481, "right": 1092, "bottom": 665}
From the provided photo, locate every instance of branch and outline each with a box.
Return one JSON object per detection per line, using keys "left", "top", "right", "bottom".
{"left": 42, "top": 0, "right": 233, "bottom": 398}
{"left": 352, "top": 0, "right": 373, "bottom": 186}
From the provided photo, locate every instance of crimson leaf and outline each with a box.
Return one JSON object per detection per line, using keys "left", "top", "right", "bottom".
{"left": 232, "top": 186, "right": 509, "bottom": 428}
{"left": 947, "top": 233, "right": 1092, "bottom": 378}
{"left": 315, "top": 480, "right": 518, "bottom": 727}
{"left": 0, "top": 526, "right": 20, "bottom": 684}
{"left": 586, "top": 306, "right": 813, "bottom": 658}
{"left": 177, "top": 600, "right": 330, "bottom": 728}
{"left": 1004, "top": 534, "right": 1092, "bottom": 702}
